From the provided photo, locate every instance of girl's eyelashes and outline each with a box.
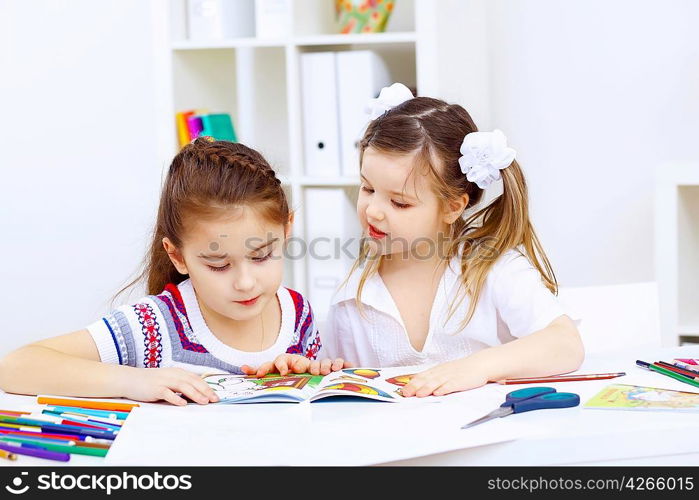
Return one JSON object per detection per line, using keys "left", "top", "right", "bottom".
{"left": 207, "top": 264, "right": 230, "bottom": 272}
{"left": 250, "top": 252, "right": 273, "bottom": 263}
{"left": 391, "top": 200, "right": 411, "bottom": 209}
{"left": 205, "top": 252, "right": 272, "bottom": 271}
{"left": 361, "top": 185, "right": 410, "bottom": 208}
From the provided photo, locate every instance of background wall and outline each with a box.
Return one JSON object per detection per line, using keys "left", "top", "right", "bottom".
{"left": 1, "top": 0, "right": 698, "bottom": 355}
{"left": 0, "top": 0, "right": 163, "bottom": 354}
{"left": 435, "top": 0, "right": 699, "bottom": 286}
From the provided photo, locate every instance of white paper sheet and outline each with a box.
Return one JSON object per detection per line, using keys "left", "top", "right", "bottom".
{"left": 104, "top": 387, "right": 536, "bottom": 466}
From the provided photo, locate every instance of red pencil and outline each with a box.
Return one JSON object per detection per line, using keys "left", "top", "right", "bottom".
{"left": 496, "top": 372, "right": 626, "bottom": 385}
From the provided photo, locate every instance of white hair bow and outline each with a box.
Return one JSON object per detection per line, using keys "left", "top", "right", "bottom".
{"left": 365, "top": 82, "right": 414, "bottom": 120}
{"left": 458, "top": 129, "right": 516, "bottom": 189}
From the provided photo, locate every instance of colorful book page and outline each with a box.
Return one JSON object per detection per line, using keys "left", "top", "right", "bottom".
{"left": 584, "top": 384, "right": 699, "bottom": 411}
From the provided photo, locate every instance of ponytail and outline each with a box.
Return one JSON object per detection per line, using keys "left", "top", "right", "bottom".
{"left": 449, "top": 159, "right": 557, "bottom": 327}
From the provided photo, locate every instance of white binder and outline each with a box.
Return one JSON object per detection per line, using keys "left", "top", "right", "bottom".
{"left": 303, "top": 188, "right": 362, "bottom": 320}
{"left": 336, "top": 51, "right": 390, "bottom": 177}
{"left": 187, "top": 0, "right": 255, "bottom": 40}
{"left": 300, "top": 52, "right": 341, "bottom": 177}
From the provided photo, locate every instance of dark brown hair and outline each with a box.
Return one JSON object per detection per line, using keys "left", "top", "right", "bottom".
{"left": 120, "top": 138, "right": 289, "bottom": 297}
{"left": 350, "top": 96, "right": 557, "bottom": 326}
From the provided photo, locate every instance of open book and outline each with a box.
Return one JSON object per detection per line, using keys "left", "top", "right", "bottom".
{"left": 202, "top": 367, "right": 419, "bottom": 403}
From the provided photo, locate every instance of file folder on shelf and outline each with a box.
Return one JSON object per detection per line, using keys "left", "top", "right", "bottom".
{"left": 336, "top": 51, "right": 390, "bottom": 177}
{"left": 303, "top": 188, "right": 362, "bottom": 319}
{"left": 300, "top": 52, "right": 341, "bottom": 177}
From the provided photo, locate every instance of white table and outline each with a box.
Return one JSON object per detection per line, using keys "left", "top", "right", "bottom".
{"left": 2, "top": 346, "right": 698, "bottom": 466}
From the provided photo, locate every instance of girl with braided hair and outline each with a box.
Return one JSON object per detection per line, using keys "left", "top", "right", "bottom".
{"left": 0, "top": 138, "right": 349, "bottom": 405}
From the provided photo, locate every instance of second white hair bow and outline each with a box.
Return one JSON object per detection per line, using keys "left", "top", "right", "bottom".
{"left": 458, "top": 129, "right": 516, "bottom": 189}
{"left": 365, "top": 82, "right": 414, "bottom": 120}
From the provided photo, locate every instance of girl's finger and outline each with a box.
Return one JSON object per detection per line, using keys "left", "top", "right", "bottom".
{"left": 415, "top": 377, "right": 442, "bottom": 398}
{"left": 275, "top": 356, "right": 290, "bottom": 376}
{"left": 308, "top": 360, "right": 321, "bottom": 375}
{"left": 160, "top": 388, "right": 187, "bottom": 406}
{"left": 432, "top": 380, "right": 457, "bottom": 397}
{"left": 401, "top": 375, "right": 428, "bottom": 397}
{"left": 291, "top": 356, "right": 309, "bottom": 373}
{"left": 240, "top": 364, "right": 257, "bottom": 375}
{"left": 178, "top": 382, "right": 210, "bottom": 405}
{"left": 256, "top": 361, "right": 274, "bottom": 377}
{"left": 191, "top": 378, "right": 219, "bottom": 402}
{"left": 331, "top": 358, "right": 345, "bottom": 372}
{"left": 343, "top": 359, "right": 355, "bottom": 368}
{"left": 319, "top": 359, "right": 333, "bottom": 375}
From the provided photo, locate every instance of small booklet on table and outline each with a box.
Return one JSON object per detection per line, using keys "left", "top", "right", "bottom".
{"left": 584, "top": 384, "right": 699, "bottom": 411}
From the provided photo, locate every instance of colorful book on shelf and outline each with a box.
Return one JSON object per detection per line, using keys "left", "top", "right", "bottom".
{"left": 176, "top": 110, "right": 236, "bottom": 146}
{"left": 200, "top": 113, "right": 237, "bottom": 142}
{"left": 186, "top": 115, "right": 204, "bottom": 142}
{"left": 175, "top": 111, "right": 196, "bottom": 147}
{"left": 203, "top": 367, "right": 418, "bottom": 403}
{"left": 335, "top": 0, "right": 396, "bottom": 34}
{"left": 583, "top": 384, "right": 699, "bottom": 411}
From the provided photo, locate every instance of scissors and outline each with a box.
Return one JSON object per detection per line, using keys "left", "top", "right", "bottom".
{"left": 461, "top": 386, "right": 580, "bottom": 429}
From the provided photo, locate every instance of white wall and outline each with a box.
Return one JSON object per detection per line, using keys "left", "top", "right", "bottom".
{"left": 0, "top": 0, "right": 164, "bottom": 355}
{"left": 435, "top": 0, "right": 699, "bottom": 287}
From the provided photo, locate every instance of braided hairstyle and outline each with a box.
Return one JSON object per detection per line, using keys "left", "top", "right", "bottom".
{"left": 123, "top": 138, "right": 289, "bottom": 296}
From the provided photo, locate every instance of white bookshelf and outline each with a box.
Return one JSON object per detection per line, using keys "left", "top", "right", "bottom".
{"left": 153, "top": 0, "right": 439, "bottom": 318}
{"left": 655, "top": 163, "right": 699, "bottom": 347}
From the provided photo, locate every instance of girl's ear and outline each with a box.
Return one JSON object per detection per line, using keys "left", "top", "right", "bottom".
{"left": 284, "top": 212, "right": 295, "bottom": 239}
{"left": 162, "top": 237, "right": 188, "bottom": 275}
{"left": 443, "top": 194, "right": 469, "bottom": 224}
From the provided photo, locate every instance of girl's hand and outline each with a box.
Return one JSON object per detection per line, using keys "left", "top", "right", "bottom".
{"left": 120, "top": 367, "right": 219, "bottom": 406}
{"left": 241, "top": 354, "right": 352, "bottom": 377}
{"left": 401, "top": 358, "right": 489, "bottom": 397}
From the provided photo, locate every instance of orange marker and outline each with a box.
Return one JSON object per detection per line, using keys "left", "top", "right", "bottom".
{"left": 36, "top": 397, "right": 139, "bottom": 412}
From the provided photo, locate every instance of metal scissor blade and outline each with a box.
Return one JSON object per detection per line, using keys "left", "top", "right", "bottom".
{"left": 461, "top": 406, "right": 513, "bottom": 429}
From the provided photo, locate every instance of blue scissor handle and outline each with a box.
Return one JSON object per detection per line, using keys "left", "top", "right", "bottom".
{"left": 501, "top": 386, "right": 556, "bottom": 407}
{"left": 511, "top": 392, "right": 580, "bottom": 413}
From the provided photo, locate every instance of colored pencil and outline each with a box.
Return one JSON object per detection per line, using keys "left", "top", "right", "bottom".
{"left": 655, "top": 361, "right": 699, "bottom": 379}
{"left": 45, "top": 406, "right": 129, "bottom": 420}
{"left": 0, "top": 437, "right": 108, "bottom": 457}
{"left": 0, "top": 424, "right": 82, "bottom": 440}
{"left": 24, "top": 413, "right": 113, "bottom": 431}
{"left": 0, "top": 409, "right": 30, "bottom": 416}
{"left": 0, "top": 431, "right": 108, "bottom": 449}
{"left": 36, "top": 397, "right": 138, "bottom": 412}
{"left": 0, "top": 448, "right": 17, "bottom": 461}
{"left": 0, "top": 415, "right": 117, "bottom": 436}
{"left": 672, "top": 359, "right": 699, "bottom": 375}
{"left": 496, "top": 372, "right": 626, "bottom": 385}
{"left": 0, "top": 429, "right": 77, "bottom": 442}
{"left": 67, "top": 440, "right": 110, "bottom": 450}
{"left": 636, "top": 360, "right": 699, "bottom": 388}
{"left": 42, "top": 411, "right": 121, "bottom": 430}
{"left": 0, "top": 442, "right": 70, "bottom": 462}
{"left": 84, "top": 436, "right": 116, "bottom": 445}
{"left": 44, "top": 410, "right": 122, "bottom": 425}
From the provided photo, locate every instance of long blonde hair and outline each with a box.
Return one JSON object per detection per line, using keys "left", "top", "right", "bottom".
{"left": 348, "top": 96, "right": 557, "bottom": 327}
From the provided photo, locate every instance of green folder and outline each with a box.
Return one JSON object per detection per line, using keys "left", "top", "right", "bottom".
{"left": 200, "top": 113, "right": 237, "bottom": 142}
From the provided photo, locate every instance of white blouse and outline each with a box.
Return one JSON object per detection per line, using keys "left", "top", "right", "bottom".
{"left": 322, "top": 249, "right": 568, "bottom": 367}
